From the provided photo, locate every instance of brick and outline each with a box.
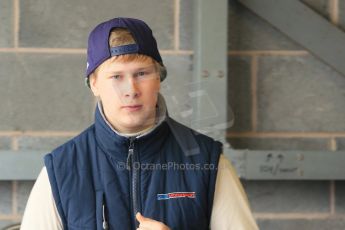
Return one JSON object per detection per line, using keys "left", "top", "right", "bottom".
{"left": 257, "top": 219, "right": 345, "bottom": 230}
{"left": 0, "top": 53, "right": 93, "bottom": 131}
{"left": 338, "top": 0, "right": 345, "bottom": 31}
{"left": 337, "top": 138, "right": 345, "bottom": 150}
{"left": 228, "top": 0, "right": 301, "bottom": 50}
{"left": 257, "top": 55, "right": 345, "bottom": 132}
{"left": 17, "top": 136, "right": 72, "bottom": 151}
{"left": 160, "top": 55, "right": 194, "bottom": 126}
{"left": 228, "top": 56, "right": 252, "bottom": 132}
{"left": 336, "top": 7, "right": 345, "bottom": 59}
{"left": 229, "top": 137, "right": 330, "bottom": 150}
{"left": 0, "top": 137, "right": 12, "bottom": 150}
{"left": 179, "top": 0, "right": 194, "bottom": 50}
{"left": 19, "top": 0, "right": 174, "bottom": 49}
{"left": 17, "top": 181, "right": 35, "bottom": 215}
{"left": 0, "top": 182, "right": 12, "bottom": 215}
{"left": 301, "top": 0, "right": 329, "bottom": 19}
{"left": 335, "top": 181, "right": 345, "bottom": 213}
{"left": 242, "top": 180, "right": 330, "bottom": 212}
{"left": 0, "top": 0, "right": 13, "bottom": 47}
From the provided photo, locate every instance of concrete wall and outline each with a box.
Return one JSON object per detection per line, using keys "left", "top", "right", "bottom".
{"left": 0, "top": 0, "right": 344, "bottom": 229}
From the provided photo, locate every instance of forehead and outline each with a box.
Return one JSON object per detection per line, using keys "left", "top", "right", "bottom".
{"left": 98, "top": 55, "right": 154, "bottom": 73}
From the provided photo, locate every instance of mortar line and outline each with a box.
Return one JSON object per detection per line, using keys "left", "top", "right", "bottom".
{"left": 228, "top": 50, "right": 309, "bottom": 56}
{"left": 329, "top": 0, "right": 339, "bottom": 25}
{"left": 330, "top": 138, "right": 338, "bottom": 151}
{"left": 0, "top": 132, "right": 21, "bottom": 136}
{"left": 0, "top": 48, "right": 194, "bottom": 55}
{"left": 13, "top": 0, "right": 19, "bottom": 48}
{"left": 12, "top": 181, "right": 18, "bottom": 215}
{"left": 11, "top": 136, "right": 19, "bottom": 151}
{"left": 227, "top": 132, "right": 345, "bottom": 138}
{"left": 254, "top": 213, "right": 331, "bottom": 219}
{"left": 255, "top": 213, "right": 345, "bottom": 219}
{"left": 0, "top": 47, "right": 86, "bottom": 54}
{"left": 0, "top": 214, "right": 22, "bottom": 220}
{"left": 0, "top": 131, "right": 78, "bottom": 137}
{"left": 174, "top": 0, "right": 181, "bottom": 50}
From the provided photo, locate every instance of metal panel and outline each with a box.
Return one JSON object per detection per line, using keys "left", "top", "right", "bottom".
{"left": 225, "top": 148, "right": 345, "bottom": 180}
{"left": 0, "top": 151, "right": 45, "bottom": 180}
{"left": 238, "top": 0, "right": 345, "bottom": 77}
{"left": 192, "top": 0, "right": 230, "bottom": 142}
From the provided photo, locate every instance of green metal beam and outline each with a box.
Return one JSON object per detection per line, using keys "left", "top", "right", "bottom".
{"left": 2, "top": 149, "right": 345, "bottom": 180}
{"left": 238, "top": 0, "right": 345, "bottom": 77}
{"left": 192, "top": 0, "right": 230, "bottom": 142}
{"left": 0, "top": 151, "right": 45, "bottom": 180}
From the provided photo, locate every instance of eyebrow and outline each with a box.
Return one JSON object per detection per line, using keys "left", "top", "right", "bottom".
{"left": 109, "top": 66, "right": 154, "bottom": 74}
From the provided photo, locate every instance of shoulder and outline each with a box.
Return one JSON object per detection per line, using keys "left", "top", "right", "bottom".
{"left": 165, "top": 117, "right": 222, "bottom": 163}
{"left": 166, "top": 117, "right": 223, "bottom": 152}
{"left": 44, "top": 125, "right": 96, "bottom": 169}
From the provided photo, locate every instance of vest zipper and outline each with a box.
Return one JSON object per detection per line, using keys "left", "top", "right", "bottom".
{"left": 102, "top": 194, "right": 109, "bottom": 230}
{"left": 126, "top": 137, "right": 140, "bottom": 229}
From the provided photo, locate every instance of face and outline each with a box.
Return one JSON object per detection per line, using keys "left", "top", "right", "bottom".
{"left": 90, "top": 57, "right": 161, "bottom": 133}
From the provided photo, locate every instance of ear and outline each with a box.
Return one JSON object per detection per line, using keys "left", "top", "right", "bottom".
{"left": 89, "top": 74, "right": 100, "bottom": 97}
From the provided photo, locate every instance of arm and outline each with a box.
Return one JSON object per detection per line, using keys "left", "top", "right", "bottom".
{"left": 210, "top": 154, "right": 259, "bottom": 230}
{"left": 21, "top": 167, "right": 63, "bottom": 230}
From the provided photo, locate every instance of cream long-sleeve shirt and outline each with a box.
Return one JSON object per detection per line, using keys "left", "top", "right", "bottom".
{"left": 21, "top": 154, "right": 258, "bottom": 230}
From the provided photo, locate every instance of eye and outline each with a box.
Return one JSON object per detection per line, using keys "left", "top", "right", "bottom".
{"left": 112, "top": 75, "right": 121, "bottom": 80}
{"left": 137, "top": 71, "right": 147, "bottom": 77}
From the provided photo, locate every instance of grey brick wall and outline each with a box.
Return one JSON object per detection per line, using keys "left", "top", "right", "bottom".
{"left": 226, "top": 0, "right": 345, "bottom": 229}
{"left": 0, "top": 0, "right": 345, "bottom": 229}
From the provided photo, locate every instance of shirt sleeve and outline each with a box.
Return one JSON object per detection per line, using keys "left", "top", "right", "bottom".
{"left": 21, "top": 166, "right": 63, "bottom": 230}
{"left": 210, "top": 154, "right": 259, "bottom": 230}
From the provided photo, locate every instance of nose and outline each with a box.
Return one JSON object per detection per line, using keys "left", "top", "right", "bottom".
{"left": 123, "top": 76, "right": 140, "bottom": 98}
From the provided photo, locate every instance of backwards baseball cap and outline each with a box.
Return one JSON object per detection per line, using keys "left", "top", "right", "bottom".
{"left": 86, "top": 17, "right": 166, "bottom": 86}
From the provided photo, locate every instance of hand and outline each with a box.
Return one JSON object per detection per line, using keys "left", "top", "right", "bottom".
{"left": 136, "top": 212, "right": 170, "bottom": 230}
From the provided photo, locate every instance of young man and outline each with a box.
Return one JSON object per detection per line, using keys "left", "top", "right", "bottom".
{"left": 21, "top": 17, "right": 258, "bottom": 230}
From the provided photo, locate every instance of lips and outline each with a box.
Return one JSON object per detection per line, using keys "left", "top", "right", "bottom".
{"left": 121, "top": 105, "right": 142, "bottom": 111}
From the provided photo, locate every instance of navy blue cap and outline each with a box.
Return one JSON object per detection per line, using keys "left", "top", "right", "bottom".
{"left": 86, "top": 17, "right": 165, "bottom": 81}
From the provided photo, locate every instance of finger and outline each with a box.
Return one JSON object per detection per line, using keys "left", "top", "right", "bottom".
{"left": 136, "top": 212, "right": 148, "bottom": 223}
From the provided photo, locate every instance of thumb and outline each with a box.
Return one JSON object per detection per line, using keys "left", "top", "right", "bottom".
{"left": 136, "top": 212, "right": 147, "bottom": 223}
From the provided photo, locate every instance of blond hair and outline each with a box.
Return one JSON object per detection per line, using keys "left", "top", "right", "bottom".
{"left": 108, "top": 28, "right": 155, "bottom": 64}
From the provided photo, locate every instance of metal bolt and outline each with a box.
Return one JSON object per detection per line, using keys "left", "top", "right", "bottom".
{"left": 218, "top": 70, "right": 224, "bottom": 78}
{"left": 297, "top": 153, "right": 304, "bottom": 161}
{"left": 224, "top": 142, "right": 231, "bottom": 149}
{"left": 299, "top": 169, "right": 304, "bottom": 177}
{"left": 202, "top": 70, "right": 209, "bottom": 78}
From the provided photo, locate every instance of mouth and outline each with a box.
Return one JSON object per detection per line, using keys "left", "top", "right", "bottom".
{"left": 121, "top": 105, "right": 143, "bottom": 112}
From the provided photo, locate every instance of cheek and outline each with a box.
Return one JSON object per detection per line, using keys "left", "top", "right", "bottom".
{"left": 98, "top": 86, "right": 121, "bottom": 105}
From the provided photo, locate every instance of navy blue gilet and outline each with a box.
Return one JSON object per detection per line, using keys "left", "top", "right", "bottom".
{"left": 44, "top": 105, "right": 222, "bottom": 230}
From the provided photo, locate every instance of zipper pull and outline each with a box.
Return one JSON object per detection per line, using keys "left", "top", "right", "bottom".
{"left": 102, "top": 195, "right": 109, "bottom": 230}
{"left": 126, "top": 138, "right": 135, "bottom": 170}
